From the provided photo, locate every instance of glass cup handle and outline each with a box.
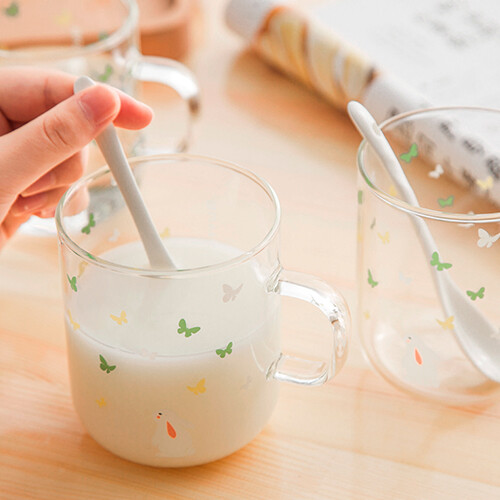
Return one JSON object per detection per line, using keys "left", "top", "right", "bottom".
{"left": 132, "top": 55, "right": 200, "bottom": 152}
{"left": 268, "top": 269, "right": 350, "bottom": 386}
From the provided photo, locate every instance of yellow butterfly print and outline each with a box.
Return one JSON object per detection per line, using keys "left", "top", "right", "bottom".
{"left": 67, "top": 309, "right": 80, "bottom": 331}
{"left": 55, "top": 10, "right": 72, "bottom": 26}
{"left": 377, "top": 231, "right": 390, "bottom": 244}
{"left": 436, "top": 316, "right": 454, "bottom": 330}
{"left": 476, "top": 176, "right": 493, "bottom": 191}
{"left": 160, "top": 227, "right": 170, "bottom": 238}
{"left": 96, "top": 397, "right": 107, "bottom": 407}
{"left": 110, "top": 311, "right": 128, "bottom": 325}
{"left": 364, "top": 311, "right": 370, "bottom": 319}
{"left": 187, "top": 378, "right": 206, "bottom": 395}
{"left": 77, "top": 261, "right": 88, "bottom": 278}
{"left": 388, "top": 184, "right": 398, "bottom": 197}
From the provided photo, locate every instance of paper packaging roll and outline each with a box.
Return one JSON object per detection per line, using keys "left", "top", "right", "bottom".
{"left": 226, "top": 0, "right": 500, "bottom": 206}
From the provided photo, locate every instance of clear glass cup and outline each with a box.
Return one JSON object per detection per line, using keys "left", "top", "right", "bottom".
{"left": 0, "top": 0, "right": 199, "bottom": 235}
{"left": 356, "top": 106, "right": 500, "bottom": 405}
{"left": 56, "top": 154, "right": 350, "bottom": 467}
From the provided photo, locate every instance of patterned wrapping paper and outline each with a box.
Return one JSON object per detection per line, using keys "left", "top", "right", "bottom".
{"left": 254, "top": 5, "right": 378, "bottom": 110}
{"left": 227, "top": 0, "right": 500, "bottom": 206}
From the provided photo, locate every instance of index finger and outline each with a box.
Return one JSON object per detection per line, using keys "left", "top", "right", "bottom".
{"left": 0, "top": 67, "right": 153, "bottom": 129}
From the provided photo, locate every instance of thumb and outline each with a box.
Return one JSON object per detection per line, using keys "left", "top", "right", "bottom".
{"left": 0, "top": 84, "right": 120, "bottom": 203}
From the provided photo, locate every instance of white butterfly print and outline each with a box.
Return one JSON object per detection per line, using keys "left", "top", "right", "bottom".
{"left": 398, "top": 271, "right": 412, "bottom": 285}
{"left": 108, "top": 228, "right": 120, "bottom": 242}
{"left": 477, "top": 228, "right": 500, "bottom": 248}
{"left": 428, "top": 164, "right": 444, "bottom": 179}
{"left": 222, "top": 283, "right": 243, "bottom": 303}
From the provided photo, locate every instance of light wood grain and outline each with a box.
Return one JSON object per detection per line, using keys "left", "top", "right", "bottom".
{"left": 1, "top": 1, "right": 499, "bottom": 498}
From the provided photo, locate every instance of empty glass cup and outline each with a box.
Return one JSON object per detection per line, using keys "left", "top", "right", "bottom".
{"left": 356, "top": 107, "right": 500, "bottom": 405}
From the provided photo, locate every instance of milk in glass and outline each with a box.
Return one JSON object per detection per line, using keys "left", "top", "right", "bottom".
{"left": 64, "top": 238, "right": 281, "bottom": 466}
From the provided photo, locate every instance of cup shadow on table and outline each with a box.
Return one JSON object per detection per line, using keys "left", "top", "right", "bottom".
{"left": 69, "top": 426, "right": 276, "bottom": 489}
{"left": 344, "top": 366, "right": 500, "bottom": 493}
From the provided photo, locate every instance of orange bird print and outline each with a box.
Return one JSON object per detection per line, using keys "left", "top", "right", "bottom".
{"left": 157, "top": 411, "right": 177, "bottom": 438}
{"left": 153, "top": 410, "right": 195, "bottom": 458}
{"left": 403, "top": 335, "right": 439, "bottom": 388}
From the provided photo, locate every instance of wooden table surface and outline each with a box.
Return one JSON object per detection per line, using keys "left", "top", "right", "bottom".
{"left": 1, "top": 1, "right": 499, "bottom": 498}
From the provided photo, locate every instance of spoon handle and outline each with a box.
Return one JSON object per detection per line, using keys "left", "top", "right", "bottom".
{"left": 74, "top": 76, "right": 175, "bottom": 270}
{"left": 348, "top": 101, "right": 437, "bottom": 259}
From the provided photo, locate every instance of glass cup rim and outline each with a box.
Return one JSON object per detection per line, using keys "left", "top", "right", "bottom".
{"left": 55, "top": 153, "right": 282, "bottom": 278}
{"left": 357, "top": 105, "right": 500, "bottom": 223}
{"left": 0, "top": 0, "right": 138, "bottom": 61}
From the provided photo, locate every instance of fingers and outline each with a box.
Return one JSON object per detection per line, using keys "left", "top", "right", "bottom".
{"left": 0, "top": 84, "right": 119, "bottom": 207}
{"left": 21, "top": 148, "right": 88, "bottom": 197}
{"left": 0, "top": 67, "right": 155, "bottom": 236}
{"left": 113, "top": 91, "right": 154, "bottom": 129}
{"left": 10, "top": 186, "right": 69, "bottom": 217}
{"left": 0, "top": 67, "right": 153, "bottom": 129}
{"left": 0, "top": 68, "right": 76, "bottom": 123}
{"left": 0, "top": 211, "right": 31, "bottom": 249}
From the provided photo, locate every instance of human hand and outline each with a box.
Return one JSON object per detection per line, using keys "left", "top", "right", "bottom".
{"left": 0, "top": 67, "right": 154, "bottom": 248}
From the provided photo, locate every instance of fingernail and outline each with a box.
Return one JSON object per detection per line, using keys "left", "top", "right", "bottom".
{"left": 22, "top": 171, "right": 56, "bottom": 196}
{"left": 77, "top": 85, "right": 120, "bottom": 126}
{"left": 12, "top": 192, "right": 48, "bottom": 215}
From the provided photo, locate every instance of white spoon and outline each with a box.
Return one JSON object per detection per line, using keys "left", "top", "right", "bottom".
{"left": 74, "top": 76, "right": 175, "bottom": 270}
{"left": 348, "top": 100, "right": 500, "bottom": 384}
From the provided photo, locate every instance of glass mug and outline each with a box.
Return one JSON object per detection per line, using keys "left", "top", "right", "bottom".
{"left": 0, "top": 0, "right": 199, "bottom": 234}
{"left": 356, "top": 107, "right": 500, "bottom": 405}
{"left": 56, "top": 154, "right": 350, "bottom": 467}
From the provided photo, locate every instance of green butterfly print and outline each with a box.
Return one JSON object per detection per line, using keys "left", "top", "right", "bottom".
{"left": 370, "top": 218, "right": 376, "bottom": 230}
{"left": 177, "top": 318, "right": 201, "bottom": 338}
{"left": 430, "top": 251, "right": 452, "bottom": 271}
{"left": 466, "top": 287, "right": 485, "bottom": 301}
{"left": 99, "top": 354, "right": 116, "bottom": 374}
{"left": 97, "top": 64, "right": 113, "bottom": 83}
{"left": 81, "top": 213, "right": 96, "bottom": 234}
{"left": 367, "top": 269, "right": 378, "bottom": 288}
{"left": 438, "top": 195, "right": 454, "bottom": 208}
{"left": 400, "top": 143, "right": 418, "bottom": 163}
{"left": 98, "top": 32, "right": 109, "bottom": 41}
{"left": 85, "top": 251, "right": 97, "bottom": 261}
{"left": 4, "top": 1, "right": 19, "bottom": 16}
{"left": 358, "top": 190, "right": 363, "bottom": 205}
{"left": 216, "top": 342, "right": 233, "bottom": 358}
{"left": 67, "top": 274, "right": 77, "bottom": 292}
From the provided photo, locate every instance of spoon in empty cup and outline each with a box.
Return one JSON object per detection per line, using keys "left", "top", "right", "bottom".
{"left": 74, "top": 76, "right": 175, "bottom": 270}
{"left": 348, "top": 100, "right": 500, "bottom": 384}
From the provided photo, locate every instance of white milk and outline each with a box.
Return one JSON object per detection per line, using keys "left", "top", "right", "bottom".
{"left": 65, "top": 238, "right": 281, "bottom": 466}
